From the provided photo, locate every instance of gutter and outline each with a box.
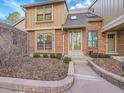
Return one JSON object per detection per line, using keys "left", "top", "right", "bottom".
{"left": 88, "top": 0, "right": 98, "bottom": 9}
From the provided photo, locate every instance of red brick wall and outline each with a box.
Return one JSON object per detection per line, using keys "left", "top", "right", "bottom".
{"left": 55, "top": 29, "right": 63, "bottom": 53}
{"left": 64, "top": 31, "right": 68, "bottom": 54}
{"left": 27, "top": 22, "right": 106, "bottom": 55}
{"left": 82, "top": 29, "right": 88, "bottom": 55}
{"left": 55, "top": 29, "right": 68, "bottom": 54}
{"left": 117, "top": 31, "right": 124, "bottom": 55}
{"left": 27, "top": 31, "right": 35, "bottom": 53}
{"left": 85, "top": 22, "right": 106, "bottom": 55}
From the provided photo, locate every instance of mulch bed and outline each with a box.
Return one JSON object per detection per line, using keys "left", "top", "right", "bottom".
{"left": 0, "top": 57, "right": 68, "bottom": 81}
{"left": 93, "top": 58, "right": 124, "bottom": 77}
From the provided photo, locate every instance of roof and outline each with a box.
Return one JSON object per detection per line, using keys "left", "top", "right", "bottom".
{"left": 22, "top": 0, "right": 65, "bottom": 8}
{"left": 63, "top": 12, "right": 103, "bottom": 29}
{"left": 0, "top": 22, "right": 24, "bottom": 32}
{"left": 13, "top": 18, "right": 25, "bottom": 27}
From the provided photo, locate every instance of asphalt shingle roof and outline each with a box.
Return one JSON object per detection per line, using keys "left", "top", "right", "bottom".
{"left": 63, "top": 12, "right": 103, "bottom": 28}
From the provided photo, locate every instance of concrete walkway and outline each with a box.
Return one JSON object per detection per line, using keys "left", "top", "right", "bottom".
{"left": 0, "top": 57, "right": 124, "bottom": 93}
{"left": 64, "top": 58, "right": 124, "bottom": 93}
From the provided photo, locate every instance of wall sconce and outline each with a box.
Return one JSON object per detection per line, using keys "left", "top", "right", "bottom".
{"left": 102, "top": 33, "right": 105, "bottom": 37}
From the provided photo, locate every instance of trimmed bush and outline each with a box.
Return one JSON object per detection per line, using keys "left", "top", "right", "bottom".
{"left": 43, "top": 53, "right": 49, "bottom": 58}
{"left": 63, "top": 57, "right": 71, "bottom": 64}
{"left": 50, "top": 53, "right": 56, "bottom": 58}
{"left": 90, "top": 53, "right": 110, "bottom": 58}
{"left": 56, "top": 53, "right": 63, "bottom": 59}
{"left": 33, "top": 53, "right": 40, "bottom": 58}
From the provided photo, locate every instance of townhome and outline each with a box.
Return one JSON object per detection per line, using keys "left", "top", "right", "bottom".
{"left": 90, "top": 0, "right": 124, "bottom": 55}
{"left": 22, "top": 0, "right": 105, "bottom": 56}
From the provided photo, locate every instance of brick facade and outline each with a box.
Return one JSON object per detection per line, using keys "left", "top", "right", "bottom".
{"left": 117, "top": 31, "right": 124, "bottom": 55}
{"left": 55, "top": 29, "right": 63, "bottom": 53}
{"left": 27, "top": 22, "right": 106, "bottom": 55}
{"left": 84, "top": 22, "right": 106, "bottom": 55}
{"left": 28, "top": 31, "right": 35, "bottom": 53}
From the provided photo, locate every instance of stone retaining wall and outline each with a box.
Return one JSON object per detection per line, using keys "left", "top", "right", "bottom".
{"left": 88, "top": 60, "right": 124, "bottom": 90}
{"left": 0, "top": 62, "right": 74, "bottom": 93}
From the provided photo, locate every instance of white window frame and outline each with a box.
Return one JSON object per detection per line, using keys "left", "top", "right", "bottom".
{"left": 35, "top": 5, "right": 53, "bottom": 22}
{"left": 35, "top": 31, "right": 55, "bottom": 53}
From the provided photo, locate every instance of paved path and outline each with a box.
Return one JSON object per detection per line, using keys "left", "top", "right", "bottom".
{"left": 0, "top": 57, "right": 124, "bottom": 93}
{"left": 64, "top": 58, "right": 124, "bottom": 93}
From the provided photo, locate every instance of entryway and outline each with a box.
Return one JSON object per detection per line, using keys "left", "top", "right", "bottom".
{"left": 106, "top": 32, "right": 117, "bottom": 54}
{"left": 68, "top": 31, "right": 83, "bottom": 59}
{"left": 69, "top": 31, "right": 82, "bottom": 51}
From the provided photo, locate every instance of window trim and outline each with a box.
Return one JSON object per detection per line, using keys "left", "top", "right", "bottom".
{"left": 35, "top": 31, "right": 55, "bottom": 53}
{"left": 88, "top": 31, "right": 98, "bottom": 48}
{"left": 35, "top": 4, "right": 53, "bottom": 23}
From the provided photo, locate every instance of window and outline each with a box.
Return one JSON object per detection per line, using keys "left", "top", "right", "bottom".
{"left": 88, "top": 32, "right": 98, "bottom": 48}
{"left": 37, "top": 5, "right": 52, "bottom": 22}
{"left": 37, "top": 33, "right": 53, "bottom": 50}
{"left": 71, "top": 16, "right": 77, "bottom": 20}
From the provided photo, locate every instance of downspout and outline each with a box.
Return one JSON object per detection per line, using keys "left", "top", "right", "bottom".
{"left": 61, "top": 25, "right": 65, "bottom": 55}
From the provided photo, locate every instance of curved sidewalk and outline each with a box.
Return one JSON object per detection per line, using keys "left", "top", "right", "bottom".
{"left": 64, "top": 58, "right": 124, "bottom": 93}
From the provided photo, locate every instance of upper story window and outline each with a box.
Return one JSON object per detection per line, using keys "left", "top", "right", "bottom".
{"left": 88, "top": 31, "right": 98, "bottom": 48}
{"left": 37, "top": 5, "right": 52, "bottom": 22}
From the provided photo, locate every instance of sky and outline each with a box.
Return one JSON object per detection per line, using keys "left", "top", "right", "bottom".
{"left": 0, "top": 0, "right": 93, "bottom": 19}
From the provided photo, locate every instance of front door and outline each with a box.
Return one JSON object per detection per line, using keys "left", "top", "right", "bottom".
{"left": 69, "top": 31, "right": 82, "bottom": 51}
{"left": 107, "top": 33, "right": 116, "bottom": 53}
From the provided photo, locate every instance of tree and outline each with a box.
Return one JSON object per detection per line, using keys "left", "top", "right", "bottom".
{"left": 5, "top": 12, "right": 21, "bottom": 25}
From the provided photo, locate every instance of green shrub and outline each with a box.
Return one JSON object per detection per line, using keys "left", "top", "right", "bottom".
{"left": 90, "top": 53, "right": 110, "bottom": 58}
{"left": 43, "top": 53, "right": 49, "bottom": 58}
{"left": 63, "top": 57, "right": 71, "bottom": 64}
{"left": 33, "top": 53, "right": 40, "bottom": 58}
{"left": 50, "top": 53, "right": 56, "bottom": 58}
{"left": 56, "top": 53, "right": 63, "bottom": 59}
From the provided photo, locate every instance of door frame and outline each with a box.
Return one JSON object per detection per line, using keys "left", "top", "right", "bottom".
{"left": 106, "top": 32, "right": 117, "bottom": 54}
{"left": 68, "top": 30, "right": 83, "bottom": 53}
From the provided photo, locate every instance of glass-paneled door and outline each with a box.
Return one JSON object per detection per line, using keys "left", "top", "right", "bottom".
{"left": 69, "top": 31, "right": 81, "bottom": 51}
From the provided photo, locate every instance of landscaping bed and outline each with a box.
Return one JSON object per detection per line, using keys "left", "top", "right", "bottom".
{"left": 93, "top": 58, "right": 124, "bottom": 77}
{"left": 0, "top": 57, "right": 68, "bottom": 81}
{"left": 90, "top": 53, "right": 124, "bottom": 77}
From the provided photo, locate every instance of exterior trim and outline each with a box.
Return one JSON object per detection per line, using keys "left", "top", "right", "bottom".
{"left": 106, "top": 32, "right": 117, "bottom": 54}
{"left": 25, "top": 26, "right": 61, "bottom": 31}
{"left": 102, "top": 14, "right": 124, "bottom": 32}
{"left": 13, "top": 18, "right": 25, "bottom": 27}
{"left": 22, "top": 0, "right": 65, "bottom": 8}
{"left": 63, "top": 25, "right": 86, "bottom": 29}
{"left": 63, "top": 33, "right": 65, "bottom": 54}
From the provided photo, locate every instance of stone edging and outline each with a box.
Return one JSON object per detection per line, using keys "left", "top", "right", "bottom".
{"left": 0, "top": 62, "right": 74, "bottom": 93}
{"left": 88, "top": 60, "right": 124, "bottom": 90}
